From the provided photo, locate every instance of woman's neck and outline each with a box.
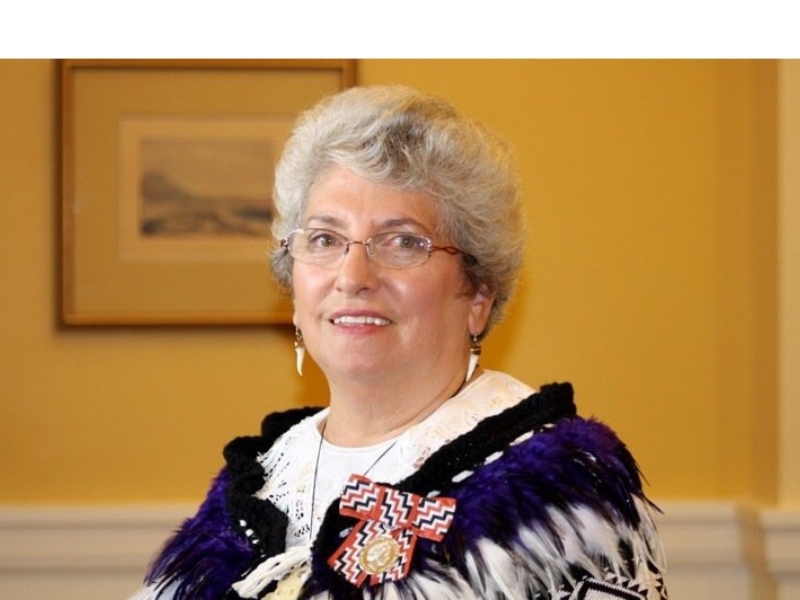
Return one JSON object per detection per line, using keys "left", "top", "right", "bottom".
{"left": 321, "top": 367, "right": 480, "bottom": 447}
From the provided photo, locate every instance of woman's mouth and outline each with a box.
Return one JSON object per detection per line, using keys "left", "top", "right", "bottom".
{"left": 331, "top": 315, "right": 392, "bottom": 326}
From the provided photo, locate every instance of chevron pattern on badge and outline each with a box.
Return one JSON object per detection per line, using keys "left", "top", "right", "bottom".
{"left": 328, "top": 475, "right": 457, "bottom": 586}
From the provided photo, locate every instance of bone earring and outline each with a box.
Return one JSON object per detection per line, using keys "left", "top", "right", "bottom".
{"left": 294, "top": 328, "right": 305, "bottom": 377}
{"left": 466, "top": 334, "right": 481, "bottom": 382}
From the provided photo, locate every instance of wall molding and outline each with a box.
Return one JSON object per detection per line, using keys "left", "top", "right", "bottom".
{"left": 761, "top": 507, "right": 800, "bottom": 589}
{"left": 0, "top": 505, "right": 191, "bottom": 573}
{"left": 0, "top": 501, "right": 798, "bottom": 599}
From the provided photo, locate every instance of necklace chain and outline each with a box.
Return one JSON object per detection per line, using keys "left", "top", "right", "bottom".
{"left": 309, "top": 419, "right": 399, "bottom": 540}
{"left": 306, "top": 377, "right": 474, "bottom": 541}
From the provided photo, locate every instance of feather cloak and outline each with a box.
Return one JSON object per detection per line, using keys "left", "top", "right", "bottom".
{"left": 144, "top": 383, "right": 667, "bottom": 600}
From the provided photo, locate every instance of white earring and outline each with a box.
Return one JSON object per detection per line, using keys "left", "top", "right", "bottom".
{"left": 294, "top": 328, "right": 305, "bottom": 377}
{"left": 466, "top": 335, "right": 481, "bottom": 382}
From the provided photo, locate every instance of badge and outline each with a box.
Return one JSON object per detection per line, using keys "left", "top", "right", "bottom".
{"left": 328, "top": 475, "right": 457, "bottom": 586}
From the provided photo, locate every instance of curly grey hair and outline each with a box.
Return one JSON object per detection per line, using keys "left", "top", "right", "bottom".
{"left": 270, "top": 85, "right": 525, "bottom": 335}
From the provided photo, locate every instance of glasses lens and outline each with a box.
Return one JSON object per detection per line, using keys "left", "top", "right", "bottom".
{"left": 371, "top": 232, "right": 430, "bottom": 268}
{"left": 289, "top": 229, "right": 346, "bottom": 264}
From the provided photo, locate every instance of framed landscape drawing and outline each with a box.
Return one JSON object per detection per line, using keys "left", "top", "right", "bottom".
{"left": 60, "top": 59, "right": 356, "bottom": 325}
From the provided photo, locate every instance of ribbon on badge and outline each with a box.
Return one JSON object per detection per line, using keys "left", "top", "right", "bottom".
{"left": 327, "top": 475, "right": 457, "bottom": 586}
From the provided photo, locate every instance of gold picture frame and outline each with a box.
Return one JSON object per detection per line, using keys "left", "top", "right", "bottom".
{"left": 60, "top": 59, "right": 356, "bottom": 325}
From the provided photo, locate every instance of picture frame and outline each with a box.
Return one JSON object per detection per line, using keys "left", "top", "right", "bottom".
{"left": 60, "top": 59, "right": 356, "bottom": 325}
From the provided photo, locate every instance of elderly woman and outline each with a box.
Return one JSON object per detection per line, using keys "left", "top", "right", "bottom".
{"left": 134, "top": 86, "right": 667, "bottom": 599}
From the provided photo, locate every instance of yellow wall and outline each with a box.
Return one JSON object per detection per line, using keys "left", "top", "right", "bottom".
{"left": 0, "top": 59, "right": 778, "bottom": 505}
{"left": 778, "top": 61, "right": 800, "bottom": 505}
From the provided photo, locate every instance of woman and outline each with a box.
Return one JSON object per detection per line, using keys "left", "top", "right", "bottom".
{"left": 134, "top": 85, "right": 668, "bottom": 599}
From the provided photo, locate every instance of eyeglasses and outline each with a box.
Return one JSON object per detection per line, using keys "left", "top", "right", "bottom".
{"left": 281, "top": 228, "right": 476, "bottom": 269}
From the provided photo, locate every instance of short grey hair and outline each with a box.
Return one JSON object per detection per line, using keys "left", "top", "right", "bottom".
{"left": 270, "top": 85, "right": 525, "bottom": 335}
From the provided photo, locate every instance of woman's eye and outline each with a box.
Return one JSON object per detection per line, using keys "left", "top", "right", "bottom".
{"left": 308, "top": 231, "right": 341, "bottom": 247}
{"left": 389, "top": 234, "right": 422, "bottom": 249}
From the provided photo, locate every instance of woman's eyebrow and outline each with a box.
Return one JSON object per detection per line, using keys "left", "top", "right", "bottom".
{"left": 303, "top": 215, "right": 431, "bottom": 233}
{"left": 304, "top": 215, "right": 344, "bottom": 228}
{"left": 378, "top": 217, "right": 427, "bottom": 230}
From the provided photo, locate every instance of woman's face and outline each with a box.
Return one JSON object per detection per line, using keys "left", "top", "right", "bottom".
{"left": 292, "top": 165, "right": 494, "bottom": 388}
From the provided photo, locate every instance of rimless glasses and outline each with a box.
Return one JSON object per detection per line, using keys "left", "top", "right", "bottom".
{"left": 281, "top": 228, "right": 476, "bottom": 269}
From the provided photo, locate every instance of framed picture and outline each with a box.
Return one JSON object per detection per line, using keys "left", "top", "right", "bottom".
{"left": 60, "top": 59, "right": 356, "bottom": 325}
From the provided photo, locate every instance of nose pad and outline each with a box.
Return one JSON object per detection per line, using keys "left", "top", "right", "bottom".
{"left": 344, "top": 240, "right": 372, "bottom": 261}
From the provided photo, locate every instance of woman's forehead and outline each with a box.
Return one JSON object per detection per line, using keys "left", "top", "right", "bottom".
{"left": 303, "top": 167, "right": 440, "bottom": 232}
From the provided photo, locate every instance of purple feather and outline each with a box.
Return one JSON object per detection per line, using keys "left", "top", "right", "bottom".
{"left": 443, "top": 416, "right": 647, "bottom": 583}
{"left": 145, "top": 469, "right": 255, "bottom": 599}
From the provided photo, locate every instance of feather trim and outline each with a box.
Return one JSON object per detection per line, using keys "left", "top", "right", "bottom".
{"left": 143, "top": 407, "right": 322, "bottom": 599}
{"left": 145, "top": 469, "right": 254, "bottom": 600}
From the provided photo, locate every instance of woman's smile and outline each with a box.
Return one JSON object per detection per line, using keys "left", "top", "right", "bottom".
{"left": 329, "top": 314, "right": 392, "bottom": 327}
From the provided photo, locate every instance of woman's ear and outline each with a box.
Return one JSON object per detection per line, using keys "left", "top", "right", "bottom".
{"left": 467, "top": 288, "right": 495, "bottom": 336}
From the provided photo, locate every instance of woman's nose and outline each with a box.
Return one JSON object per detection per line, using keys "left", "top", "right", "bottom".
{"left": 335, "top": 241, "right": 378, "bottom": 294}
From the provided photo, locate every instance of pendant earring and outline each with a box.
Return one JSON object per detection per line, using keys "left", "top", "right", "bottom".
{"left": 466, "top": 334, "right": 481, "bottom": 382}
{"left": 294, "top": 328, "right": 305, "bottom": 377}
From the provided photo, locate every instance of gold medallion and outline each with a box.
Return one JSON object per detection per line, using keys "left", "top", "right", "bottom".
{"left": 358, "top": 534, "right": 400, "bottom": 575}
